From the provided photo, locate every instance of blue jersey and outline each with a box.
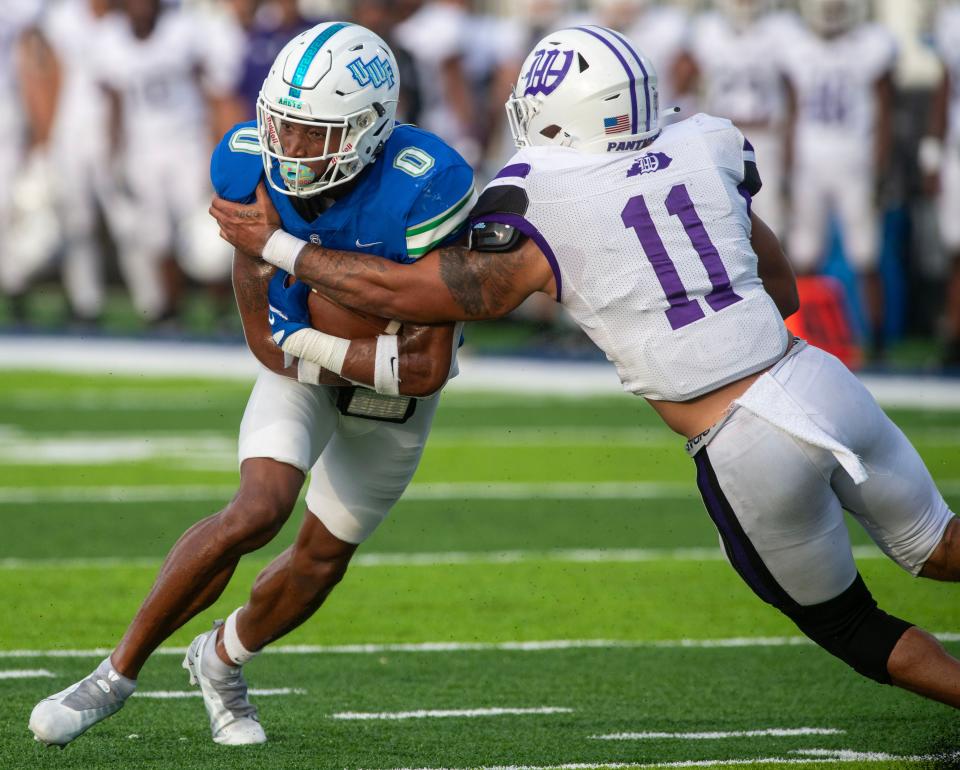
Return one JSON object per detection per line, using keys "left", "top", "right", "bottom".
{"left": 211, "top": 121, "right": 475, "bottom": 265}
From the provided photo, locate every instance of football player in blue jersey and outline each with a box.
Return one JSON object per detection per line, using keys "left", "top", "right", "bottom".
{"left": 30, "top": 22, "right": 474, "bottom": 748}
{"left": 214, "top": 25, "right": 960, "bottom": 713}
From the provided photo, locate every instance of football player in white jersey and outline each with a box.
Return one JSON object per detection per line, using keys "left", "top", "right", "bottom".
{"left": 94, "top": 0, "right": 245, "bottom": 323}
{"left": 686, "top": 0, "right": 798, "bottom": 237}
{"left": 214, "top": 25, "right": 960, "bottom": 711}
{"left": 780, "top": 0, "right": 896, "bottom": 357}
{"left": 923, "top": 1, "right": 960, "bottom": 367}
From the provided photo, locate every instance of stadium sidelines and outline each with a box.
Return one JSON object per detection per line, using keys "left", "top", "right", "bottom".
{"left": 1, "top": 335, "right": 958, "bottom": 407}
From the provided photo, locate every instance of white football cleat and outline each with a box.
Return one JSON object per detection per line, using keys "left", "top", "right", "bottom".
{"left": 29, "top": 658, "right": 135, "bottom": 747}
{"left": 182, "top": 622, "right": 266, "bottom": 745}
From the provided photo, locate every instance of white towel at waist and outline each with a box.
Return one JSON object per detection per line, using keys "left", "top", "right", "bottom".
{"left": 734, "top": 372, "right": 869, "bottom": 485}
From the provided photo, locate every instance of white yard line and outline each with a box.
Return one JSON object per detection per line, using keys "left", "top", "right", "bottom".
{"left": 0, "top": 669, "right": 54, "bottom": 679}
{"left": 590, "top": 728, "right": 844, "bottom": 740}
{"left": 363, "top": 749, "right": 960, "bottom": 770}
{"left": 0, "top": 545, "right": 888, "bottom": 571}
{"left": 331, "top": 707, "right": 572, "bottom": 721}
{"left": 2, "top": 336, "right": 959, "bottom": 407}
{"left": 134, "top": 687, "right": 304, "bottom": 699}
{"left": 4, "top": 633, "right": 960, "bottom": 659}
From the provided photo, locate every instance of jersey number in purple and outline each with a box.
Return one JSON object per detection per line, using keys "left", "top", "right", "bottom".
{"left": 621, "top": 184, "right": 742, "bottom": 330}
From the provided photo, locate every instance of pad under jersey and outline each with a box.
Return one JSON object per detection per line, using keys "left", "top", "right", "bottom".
{"left": 472, "top": 114, "right": 788, "bottom": 402}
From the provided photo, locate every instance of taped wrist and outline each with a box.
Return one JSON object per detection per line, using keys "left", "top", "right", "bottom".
{"left": 262, "top": 229, "right": 307, "bottom": 273}
{"left": 282, "top": 327, "right": 350, "bottom": 375}
{"left": 374, "top": 333, "right": 401, "bottom": 396}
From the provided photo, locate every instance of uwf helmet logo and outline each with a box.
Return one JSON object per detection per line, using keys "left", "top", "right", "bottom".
{"left": 347, "top": 56, "right": 395, "bottom": 89}
{"left": 523, "top": 49, "right": 574, "bottom": 97}
{"left": 626, "top": 152, "right": 673, "bottom": 177}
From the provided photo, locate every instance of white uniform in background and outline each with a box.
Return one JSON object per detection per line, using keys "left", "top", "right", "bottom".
{"left": 933, "top": 3, "right": 960, "bottom": 254}
{"left": 689, "top": 11, "right": 798, "bottom": 236}
{"left": 779, "top": 22, "right": 896, "bottom": 273}
{"left": 43, "top": 0, "right": 114, "bottom": 320}
{"left": 94, "top": 6, "right": 243, "bottom": 320}
{"left": 0, "top": 0, "right": 43, "bottom": 299}
{"left": 394, "top": 2, "right": 476, "bottom": 163}
{"left": 624, "top": 5, "right": 691, "bottom": 119}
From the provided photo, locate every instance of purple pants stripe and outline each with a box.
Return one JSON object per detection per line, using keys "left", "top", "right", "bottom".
{"left": 693, "top": 450, "right": 796, "bottom": 611}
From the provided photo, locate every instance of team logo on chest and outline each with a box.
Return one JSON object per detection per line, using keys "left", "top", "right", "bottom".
{"left": 347, "top": 56, "right": 396, "bottom": 89}
{"left": 523, "top": 49, "right": 574, "bottom": 97}
{"left": 626, "top": 152, "right": 673, "bottom": 177}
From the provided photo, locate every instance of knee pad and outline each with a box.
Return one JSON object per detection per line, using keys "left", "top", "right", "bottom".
{"left": 787, "top": 573, "right": 912, "bottom": 684}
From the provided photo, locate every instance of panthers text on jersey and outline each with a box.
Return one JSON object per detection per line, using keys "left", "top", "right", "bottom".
{"left": 212, "top": 121, "right": 475, "bottom": 265}
{"left": 471, "top": 114, "right": 788, "bottom": 402}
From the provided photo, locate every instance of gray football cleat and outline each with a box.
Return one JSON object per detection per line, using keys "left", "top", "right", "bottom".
{"left": 182, "top": 622, "right": 266, "bottom": 745}
{"left": 29, "top": 657, "right": 135, "bottom": 747}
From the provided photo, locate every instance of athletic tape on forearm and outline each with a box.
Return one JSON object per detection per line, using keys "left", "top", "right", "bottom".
{"left": 282, "top": 328, "right": 350, "bottom": 375}
{"left": 373, "top": 333, "right": 401, "bottom": 396}
{"left": 262, "top": 229, "right": 308, "bottom": 273}
{"left": 223, "top": 608, "right": 260, "bottom": 666}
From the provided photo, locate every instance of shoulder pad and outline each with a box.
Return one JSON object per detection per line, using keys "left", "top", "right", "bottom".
{"left": 469, "top": 220, "right": 527, "bottom": 253}
{"left": 470, "top": 183, "right": 529, "bottom": 221}
{"left": 210, "top": 122, "right": 263, "bottom": 204}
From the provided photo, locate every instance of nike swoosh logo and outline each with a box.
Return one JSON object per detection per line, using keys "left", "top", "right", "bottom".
{"left": 389, "top": 356, "right": 398, "bottom": 377}
{"left": 268, "top": 313, "right": 276, "bottom": 325}
{"left": 356, "top": 239, "right": 383, "bottom": 248}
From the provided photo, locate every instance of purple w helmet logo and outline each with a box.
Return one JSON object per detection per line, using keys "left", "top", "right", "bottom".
{"left": 523, "top": 49, "right": 574, "bottom": 97}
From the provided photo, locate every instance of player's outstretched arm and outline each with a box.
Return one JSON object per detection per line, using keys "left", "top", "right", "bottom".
{"left": 211, "top": 185, "right": 555, "bottom": 323}
{"left": 751, "top": 212, "right": 799, "bottom": 320}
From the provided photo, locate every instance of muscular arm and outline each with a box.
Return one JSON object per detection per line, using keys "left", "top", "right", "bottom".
{"left": 234, "top": 248, "right": 455, "bottom": 394}
{"left": 292, "top": 237, "right": 555, "bottom": 323}
{"left": 751, "top": 212, "right": 798, "bottom": 320}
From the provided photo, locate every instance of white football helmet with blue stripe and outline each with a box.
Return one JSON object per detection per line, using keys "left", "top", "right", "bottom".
{"left": 506, "top": 26, "right": 660, "bottom": 154}
{"left": 257, "top": 22, "right": 399, "bottom": 197}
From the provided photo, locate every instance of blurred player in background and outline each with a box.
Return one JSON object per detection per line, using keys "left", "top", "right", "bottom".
{"left": 924, "top": 0, "right": 960, "bottom": 367}
{"left": 25, "top": 0, "right": 118, "bottom": 327}
{"left": 95, "top": 0, "right": 245, "bottom": 325}
{"left": 687, "top": 0, "right": 796, "bottom": 237}
{"left": 230, "top": 0, "right": 320, "bottom": 122}
{"left": 0, "top": 1, "right": 46, "bottom": 321}
{"left": 394, "top": 0, "right": 479, "bottom": 164}
{"left": 214, "top": 23, "right": 960, "bottom": 714}
{"left": 781, "top": 0, "right": 896, "bottom": 358}
{"left": 30, "top": 20, "right": 474, "bottom": 748}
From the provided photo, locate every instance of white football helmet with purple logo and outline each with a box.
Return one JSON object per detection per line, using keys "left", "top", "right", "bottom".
{"left": 257, "top": 21, "right": 399, "bottom": 197}
{"left": 506, "top": 25, "right": 660, "bottom": 154}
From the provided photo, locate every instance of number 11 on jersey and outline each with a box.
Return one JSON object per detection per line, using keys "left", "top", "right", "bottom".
{"left": 621, "top": 183, "right": 742, "bottom": 330}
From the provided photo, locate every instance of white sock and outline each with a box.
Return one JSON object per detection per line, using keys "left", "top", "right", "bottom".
{"left": 223, "top": 608, "right": 260, "bottom": 666}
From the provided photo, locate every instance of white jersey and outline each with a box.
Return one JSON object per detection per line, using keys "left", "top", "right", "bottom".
{"left": 43, "top": 0, "right": 110, "bottom": 154}
{"left": 778, "top": 22, "right": 896, "bottom": 163}
{"left": 93, "top": 6, "right": 243, "bottom": 150}
{"left": 933, "top": 4, "right": 960, "bottom": 147}
{"left": 689, "top": 12, "right": 797, "bottom": 127}
{"left": 477, "top": 114, "right": 788, "bottom": 401}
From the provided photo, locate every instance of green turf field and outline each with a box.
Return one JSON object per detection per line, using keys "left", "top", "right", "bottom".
{"left": 1, "top": 370, "right": 959, "bottom": 769}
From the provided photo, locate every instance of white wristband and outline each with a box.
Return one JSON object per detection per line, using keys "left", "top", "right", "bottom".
{"left": 373, "top": 333, "right": 401, "bottom": 396}
{"left": 280, "top": 328, "right": 350, "bottom": 375}
{"left": 919, "top": 136, "right": 944, "bottom": 175}
{"left": 262, "top": 229, "right": 308, "bottom": 273}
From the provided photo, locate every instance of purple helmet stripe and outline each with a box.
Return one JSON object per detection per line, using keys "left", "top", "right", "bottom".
{"left": 494, "top": 163, "right": 532, "bottom": 180}
{"left": 574, "top": 26, "right": 638, "bottom": 136}
{"left": 601, "top": 26, "right": 652, "bottom": 134}
{"left": 474, "top": 213, "right": 562, "bottom": 301}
